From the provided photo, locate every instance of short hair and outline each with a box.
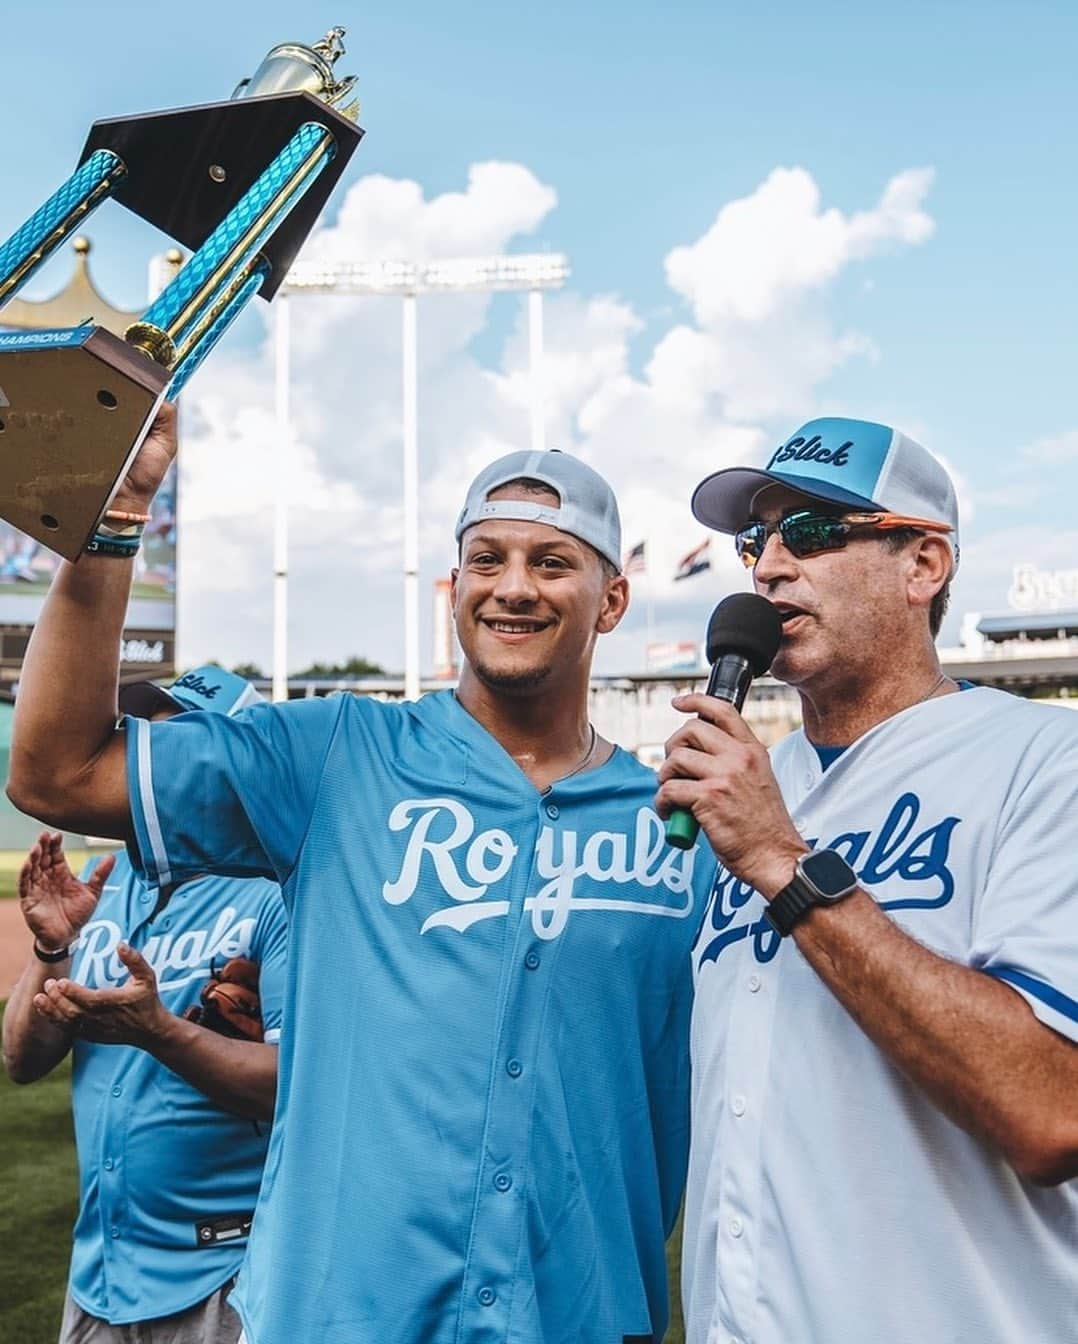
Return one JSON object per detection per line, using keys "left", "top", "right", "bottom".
{"left": 464, "top": 476, "right": 621, "bottom": 580}
{"left": 495, "top": 475, "right": 559, "bottom": 501}
{"left": 882, "top": 528, "right": 951, "bottom": 638}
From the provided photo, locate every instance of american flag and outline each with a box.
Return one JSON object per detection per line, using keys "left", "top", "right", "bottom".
{"left": 673, "top": 537, "right": 711, "bottom": 581}
{"left": 622, "top": 540, "right": 647, "bottom": 575}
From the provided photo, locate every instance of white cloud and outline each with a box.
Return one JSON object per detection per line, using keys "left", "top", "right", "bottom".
{"left": 308, "top": 163, "right": 558, "bottom": 264}
{"left": 176, "top": 161, "right": 940, "bottom": 674}
{"left": 663, "top": 166, "right": 934, "bottom": 325}
{"left": 649, "top": 167, "right": 934, "bottom": 428}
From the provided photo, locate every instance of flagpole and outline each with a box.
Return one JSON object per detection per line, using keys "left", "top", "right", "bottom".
{"left": 623, "top": 540, "right": 652, "bottom": 671}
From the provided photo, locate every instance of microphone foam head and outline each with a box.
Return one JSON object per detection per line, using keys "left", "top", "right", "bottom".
{"left": 705, "top": 593, "right": 785, "bottom": 676}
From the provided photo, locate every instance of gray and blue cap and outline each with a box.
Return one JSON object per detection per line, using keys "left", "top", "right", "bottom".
{"left": 118, "top": 665, "right": 264, "bottom": 720}
{"left": 692, "top": 416, "right": 960, "bottom": 565}
{"left": 455, "top": 448, "right": 622, "bottom": 571}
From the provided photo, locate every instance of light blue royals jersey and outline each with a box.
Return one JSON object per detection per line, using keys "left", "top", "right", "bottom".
{"left": 124, "top": 690, "right": 717, "bottom": 1344}
{"left": 67, "top": 853, "right": 287, "bottom": 1325}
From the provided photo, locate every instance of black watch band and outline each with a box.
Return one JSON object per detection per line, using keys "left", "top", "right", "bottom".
{"left": 33, "top": 941, "right": 72, "bottom": 963}
{"left": 765, "top": 849, "right": 860, "bottom": 938}
{"left": 765, "top": 878, "right": 819, "bottom": 937}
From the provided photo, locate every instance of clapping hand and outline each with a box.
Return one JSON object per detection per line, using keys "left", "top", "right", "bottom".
{"left": 19, "top": 830, "right": 115, "bottom": 952}
{"left": 34, "top": 943, "right": 170, "bottom": 1046}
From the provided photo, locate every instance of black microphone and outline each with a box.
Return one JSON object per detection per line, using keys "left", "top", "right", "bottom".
{"left": 664, "top": 592, "right": 785, "bottom": 850}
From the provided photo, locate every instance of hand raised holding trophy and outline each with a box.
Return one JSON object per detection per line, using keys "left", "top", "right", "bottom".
{"left": 0, "top": 29, "right": 364, "bottom": 559}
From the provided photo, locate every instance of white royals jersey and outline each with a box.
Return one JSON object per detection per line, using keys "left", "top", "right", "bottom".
{"left": 683, "top": 688, "right": 1078, "bottom": 1344}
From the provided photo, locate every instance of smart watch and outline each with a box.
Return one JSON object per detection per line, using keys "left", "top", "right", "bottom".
{"left": 765, "top": 849, "right": 860, "bottom": 937}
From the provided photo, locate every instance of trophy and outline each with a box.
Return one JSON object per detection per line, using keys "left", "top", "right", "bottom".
{"left": 0, "top": 28, "right": 364, "bottom": 559}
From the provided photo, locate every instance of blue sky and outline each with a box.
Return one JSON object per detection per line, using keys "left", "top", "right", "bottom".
{"left": 1, "top": 0, "right": 1076, "bottom": 671}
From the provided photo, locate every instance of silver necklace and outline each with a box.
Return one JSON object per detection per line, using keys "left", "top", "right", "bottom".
{"left": 560, "top": 723, "right": 597, "bottom": 781}
{"left": 540, "top": 724, "right": 597, "bottom": 795}
{"left": 915, "top": 671, "right": 952, "bottom": 706}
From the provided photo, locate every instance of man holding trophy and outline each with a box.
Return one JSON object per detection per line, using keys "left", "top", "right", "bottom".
{"left": 10, "top": 396, "right": 720, "bottom": 1341}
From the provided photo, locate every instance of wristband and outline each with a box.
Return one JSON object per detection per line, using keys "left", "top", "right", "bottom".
{"left": 86, "top": 535, "right": 141, "bottom": 559}
{"left": 103, "top": 508, "right": 151, "bottom": 525}
{"left": 95, "top": 520, "right": 145, "bottom": 540}
{"left": 34, "top": 940, "right": 72, "bottom": 963}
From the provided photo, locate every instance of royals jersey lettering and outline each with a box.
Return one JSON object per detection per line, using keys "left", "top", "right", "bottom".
{"left": 125, "top": 690, "right": 717, "bottom": 1344}
{"left": 683, "top": 688, "right": 1078, "bottom": 1344}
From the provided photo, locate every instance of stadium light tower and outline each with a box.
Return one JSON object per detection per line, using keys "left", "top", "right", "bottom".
{"left": 274, "top": 253, "right": 570, "bottom": 702}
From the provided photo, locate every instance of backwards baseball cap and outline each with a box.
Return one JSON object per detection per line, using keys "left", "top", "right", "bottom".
{"left": 692, "top": 417, "right": 960, "bottom": 563}
{"left": 454, "top": 449, "right": 622, "bottom": 571}
{"left": 118, "top": 665, "right": 264, "bottom": 720}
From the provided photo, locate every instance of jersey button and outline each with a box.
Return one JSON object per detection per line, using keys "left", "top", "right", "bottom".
{"left": 103, "top": 1158, "right": 115, "bottom": 1171}
{"left": 506, "top": 1058, "right": 523, "bottom": 1078}
{"left": 729, "top": 1216, "right": 744, "bottom": 1238}
{"left": 731, "top": 1095, "right": 746, "bottom": 1117}
{"left": 747, "top": 974, "right": 761, "bottom": 993}
{"left": 524, "top": 951, "right": 540, "bottom": 970}
{"left": 110, "top": 1227, "right": 120, "bottom": 1239}
{"left": 139, "top": 893, "right": 152, "bottom": 904}
{"left": 111, "top": 1085, "right": 123, "bottom": 1098}
{"left": 494, "top": 1172, "right": 513, "bottom": 1192}
{"left": 477, "top": 1286, "right": 496, "bottom": 1307}
{"left": 545, "top": 803, "right": 559, "bottom": 819}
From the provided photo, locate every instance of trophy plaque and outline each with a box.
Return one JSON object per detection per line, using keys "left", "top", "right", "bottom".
{"left": 0, "top": 28, "right": 364, "bottom": 559}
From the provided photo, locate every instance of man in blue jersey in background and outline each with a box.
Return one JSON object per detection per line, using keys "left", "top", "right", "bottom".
{"left": 8, "top": 402, "right": 717, "bottom": 1344}
{"left": 3, "top": 665, "right": 286, "bottom": 1344}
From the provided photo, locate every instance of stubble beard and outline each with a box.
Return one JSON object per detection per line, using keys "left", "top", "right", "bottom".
{"left": 470, "top": 655, "right": 554, "bottom": 693}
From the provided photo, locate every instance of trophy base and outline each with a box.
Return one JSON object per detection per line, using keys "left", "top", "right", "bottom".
{"left": 80, "top": 91, "right": 364, "bottom": 299}
{"left": 0, "top": 327, "right": 169, "bottom": 559}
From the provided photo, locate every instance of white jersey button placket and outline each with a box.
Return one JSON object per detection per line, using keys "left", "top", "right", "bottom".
{"left": 711, "top": 925, "right": 774, "bottom": 1335}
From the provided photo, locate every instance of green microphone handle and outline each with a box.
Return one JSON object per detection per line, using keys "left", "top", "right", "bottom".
{"left": 665, "top": 808, "right": 700, "bottom": 850}
{"left": 664, "top": 652, "right": 756, "bottom": 850}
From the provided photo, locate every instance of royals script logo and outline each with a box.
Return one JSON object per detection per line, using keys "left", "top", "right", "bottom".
{"left": 697, "top": 791, "right": 961, "bottom": 967}
{"left": 73, "top": 907, "right": 256, "bottom": 992}
{"left": 383, "top": 798, "right": 698, "bottom": 940}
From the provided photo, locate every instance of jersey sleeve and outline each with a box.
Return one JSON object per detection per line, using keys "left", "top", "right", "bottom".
{"left": 125, "top": 695, "right": 345, "bottom": 891}
{"left": 249, "top": 882, "right": 288, "bottom": 1046}
{"left": 971, "top": 713, "right": 1078, "bottom": 1044}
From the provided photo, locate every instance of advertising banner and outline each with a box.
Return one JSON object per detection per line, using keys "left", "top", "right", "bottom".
{"left": 0, "top": 464, "right": 177, "bottom": 691}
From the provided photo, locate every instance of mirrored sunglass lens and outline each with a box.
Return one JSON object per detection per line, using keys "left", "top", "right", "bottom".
{"left": 734, "top": 525, "right": 765, "bottom": 567}
{"left": 783, "top": 515, "right": 846, "bottom": 556}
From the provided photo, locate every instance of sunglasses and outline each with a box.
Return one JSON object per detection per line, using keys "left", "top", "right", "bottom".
{"left": 735, "top": 509, "right": 953, "bottom": 569}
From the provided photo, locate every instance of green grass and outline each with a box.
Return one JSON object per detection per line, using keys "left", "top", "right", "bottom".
{"left": 0, "top": 999, "right": 686, "bottom": 1342}
{"left": 667, "top": 1212, "right": 686, "bottom": 1343}
{"left": 0, "top": 1004, "right": 77, "bottom": 1344}
{"left": 0, "top": 851, "right": 25, "bottom": 900}
{"left": 0, "top": 850, "right": 99, "bottom": 900}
